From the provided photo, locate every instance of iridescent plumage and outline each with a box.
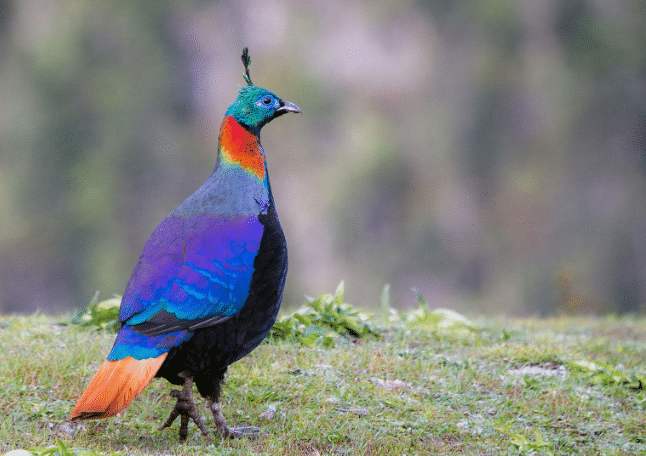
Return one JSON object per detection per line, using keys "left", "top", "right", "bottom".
{"left": 69, "top": 48, "right": 300, "bottom": 440}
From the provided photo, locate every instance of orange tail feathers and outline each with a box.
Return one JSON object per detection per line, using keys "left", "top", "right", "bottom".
{"left": 69, "top": 353, "right": 167, "bottom": 420}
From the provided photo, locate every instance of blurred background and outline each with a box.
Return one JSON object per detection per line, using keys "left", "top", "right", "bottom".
{"left": 0, "top": 0, "right": 645, "bottom": 316}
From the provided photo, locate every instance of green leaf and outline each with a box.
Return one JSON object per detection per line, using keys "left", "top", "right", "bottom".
{"left": 293, "top": 313, "right": 312, "bottom": 326}
{"left": 68, "top": 292, "right": 121, "bottom": 333}
{"left": 507, "top": 429, "right": 554, "bottom": 454}
{"left": 381, "top": 289, "right": 478, "bottom": 335}
{"left": 569, "top": 358, "right": 643, "bottom": 390}
{"left": 270, "top": 281, "right": 382, "bottom": 346}
{"left": 509, "top": 432, "right": 530, "bottom": 450}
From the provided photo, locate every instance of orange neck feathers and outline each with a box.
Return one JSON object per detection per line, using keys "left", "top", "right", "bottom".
{"left": 218, "top": 116, "right": 266, "bottom": 180}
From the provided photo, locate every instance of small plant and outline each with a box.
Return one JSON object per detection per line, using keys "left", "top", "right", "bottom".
{"left": 382, "top": 285, "right": 478, "bottom": 334}
{"left": 270, "top": 281, "right": 381, "bottom": 346}
{"left": 68, "top": 292, "right": 121, "bottom": 333}
{"left": 507, "top": 429, "right": 554, "bottom": 455}
{"left": 570, "top": 358, "right": 645, "bottom": 390}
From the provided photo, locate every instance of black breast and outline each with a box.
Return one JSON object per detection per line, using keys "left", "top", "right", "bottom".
{"left": 155, "top": 201, "right": 287, "bottom": 397}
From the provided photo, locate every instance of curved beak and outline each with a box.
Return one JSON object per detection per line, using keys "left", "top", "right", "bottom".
{"left": 276, "top": 100, "right": 301, "bottom": 115}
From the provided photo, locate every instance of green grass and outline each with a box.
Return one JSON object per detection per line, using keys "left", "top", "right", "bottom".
{"left": 1, "top": 310, "right": 645, "bottom": 455}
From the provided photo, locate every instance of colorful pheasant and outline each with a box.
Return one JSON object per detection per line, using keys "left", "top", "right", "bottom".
{"left": 69, "top": 48, "right": 299, "bottom": 440}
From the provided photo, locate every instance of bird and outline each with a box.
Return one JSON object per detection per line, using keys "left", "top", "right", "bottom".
{"left": 68, "top": 48, "right": 300, "bottom": 441}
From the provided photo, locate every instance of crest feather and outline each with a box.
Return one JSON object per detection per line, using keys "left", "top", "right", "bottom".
{"left": 241, "top": 47, "right": 253, "bottom": 86}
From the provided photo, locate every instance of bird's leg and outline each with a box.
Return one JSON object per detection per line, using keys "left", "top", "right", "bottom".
{"left": 207, "top": 372, "right": 260, "bottom": 439}
{"left": 207, "top": 399, "right": 260, "bottom": 439}
{"left": 159, "top": 373, "right": 209, "bottom": 442}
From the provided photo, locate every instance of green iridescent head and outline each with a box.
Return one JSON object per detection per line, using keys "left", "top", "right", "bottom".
{"left": 225, "top": 48, "right": 301, "bottom": 132}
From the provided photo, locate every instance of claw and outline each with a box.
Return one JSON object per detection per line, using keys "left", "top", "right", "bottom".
{"left": 160, "top": 380, "right": 209, "bottom": 441}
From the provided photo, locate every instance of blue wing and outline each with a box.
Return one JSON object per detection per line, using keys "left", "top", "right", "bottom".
{"left": 107, "top": 213, "right": 264, "bottom": 361}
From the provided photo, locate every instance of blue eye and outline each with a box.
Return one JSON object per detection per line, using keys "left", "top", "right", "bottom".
{"left": 256, "top": 95, "right": 275, "bottom": 109}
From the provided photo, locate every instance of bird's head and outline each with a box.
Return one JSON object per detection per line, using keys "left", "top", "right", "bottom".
{"left": 226, "top": 86, "right": 301, "bottom": 132}
{"left": 225, "top": 48, "right": 301, "bottom": 133}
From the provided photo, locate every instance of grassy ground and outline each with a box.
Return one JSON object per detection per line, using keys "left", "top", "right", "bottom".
{"left": 1, "top": 312, "right": 645, "bottom": 455}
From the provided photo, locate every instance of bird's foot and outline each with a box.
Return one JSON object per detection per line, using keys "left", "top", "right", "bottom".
{"left": 221, "top": 425, "right": 261, "bottom": 439}
{"left": 209, "top": 400, "right": 260, "bottom": 439}
{"left": 160, "top": 383, "right": 209, "bottom": 442}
